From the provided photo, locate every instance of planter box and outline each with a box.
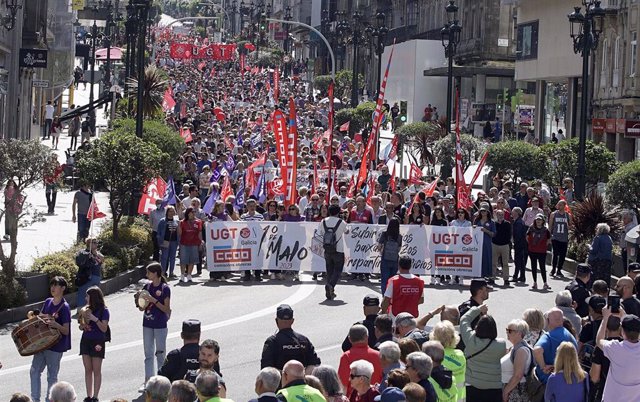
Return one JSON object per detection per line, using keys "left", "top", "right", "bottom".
{"left": 16, "top": 273, "right": 50, "bottom": 304}
{"left": 0, "top": 264, "right": 146, "bottom": 326}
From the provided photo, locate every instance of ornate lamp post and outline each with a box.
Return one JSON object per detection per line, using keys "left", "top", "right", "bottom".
{"left": 441, "top": 0, "right": 461, "bottom": 140}
{"left": 568, "top": 1, "right": 605, "bottom": 200}
{"left": 85, "top": 16, "right": 102, "bottom": 132}
{"left": 337, "top": 10, "right": 366, "bottom": 107}
{"left": 366, "top": 11, "right": 388, "bottom": 93}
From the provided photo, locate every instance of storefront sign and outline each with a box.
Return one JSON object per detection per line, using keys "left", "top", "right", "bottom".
{"left": 605, "top": 119, "right": 616, "bottom": 133}
{"left": 592, "top": 118, "right": 606, "bottom": 134}
{"left": 616, "top": 119, "right": 626, "bottom": 134}
{"left": 625, "top": 120, "right": 640, "bottom": 138}
{"left": 205, "top": 221, "right": 484, "bottom": 276}
{"left": 19, "top": 49, "right": 48, "bottom": 68}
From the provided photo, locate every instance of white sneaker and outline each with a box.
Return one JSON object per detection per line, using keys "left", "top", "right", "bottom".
{"left": 180, "top": 274, "right": 185, "bottom": 282}
{"left": 187, "top": 275, "right": 193, "bottom": 282}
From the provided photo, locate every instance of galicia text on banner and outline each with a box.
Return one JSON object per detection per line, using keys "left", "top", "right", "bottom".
{"left": 205, "top": 221, "right": 484, "bottom": 276}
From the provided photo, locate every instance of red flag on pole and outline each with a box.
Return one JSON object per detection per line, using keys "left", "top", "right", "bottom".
{"left": 180, "top": 102, "right": 187, "bottom": 119}
{"left": 240, "top": 53, "right": 246, "bottom": 74}
{"left": 284, "top": 97, "right": 299, "bottom": 206}
{"left": 220, "top": 175, "right": 233, "bottom": 203}
{"left": 162, "top": 90, "right": 176, "bottom": 112}
{"left": 367, "top": 40, "right": 396, "bottom": 163}
{"left": 346, "top": 175, "right": 356, "bottom": 198}
{"left": 180, "top": 127, "right": 193, "bottom": 143}
{"left": 273, "top": 109, "right": 290, "bottom": 202}
{"left": 389, "top": 165, "right": 397, "bottom": 193}
{"left": 273, "top": 66, "right": 280, "bottom": 101}
{"left": 198, "top": 89, "right": 204, "bottom": 110}
{"left": 424, "top": 177, "right": 439, "bottom": 197}
{"left": 366, "top": 174, "right": 376, "bottom": 206}
{"left": 138, "top": 177, "right": 168, "bottom": 215}
{"left": 87, "top": 197, "right": 107, "bottom": 221}
{"left": 387, "top": 134, "right": 399, "bottom": 160}
{"left": 408, "top": 164, "right": 425, "bottom": 185}
{"left": 466, "top": 151, "right": 488, "bottom": 194}
{"left": 327, "top": 81, "right": 335, "bottom": 203}
{"left": 197, "top": 61, "right": 206, "bottom": 71}
{"left": 339, "top": 121, "right": 350, "bottom": 132}
{"left": 454, "top": 89, "right": 473, "bottom": 210}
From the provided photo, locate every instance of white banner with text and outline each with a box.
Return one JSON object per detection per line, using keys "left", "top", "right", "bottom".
{"left": 205, "top": 222, "right": 484, "bottom": 276}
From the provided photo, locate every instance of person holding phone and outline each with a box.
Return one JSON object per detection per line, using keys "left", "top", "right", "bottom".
{"left": 615, "top": 276, "right": 640, "bottom": 316}
{"left": 595, "top": 306, "right": 640, "bottom": 399}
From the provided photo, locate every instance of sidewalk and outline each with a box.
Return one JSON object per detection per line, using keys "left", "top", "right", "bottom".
{"left": 3, "top": 83, "right": 110, "bottom": 271}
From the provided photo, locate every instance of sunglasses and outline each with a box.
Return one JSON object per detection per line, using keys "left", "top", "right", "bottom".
{"left": 505, "top": 328, "right": 516, "bottom": 334}
{"left": 350, "top": 374, "right": 367, "bottom": 379}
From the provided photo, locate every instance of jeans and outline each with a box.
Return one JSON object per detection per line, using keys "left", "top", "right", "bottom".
{"left": 160, "top": 241, "right": 178, "bottom": 275}
{"left": 151, "top": 231, "right": 160, "bottom": 261}
{"left": 70, "top": 134, "right": 78, "bottom": 150}
{"left": 43, "top": 118, "right": 52, "bottom": 139}
{"left": 143, "top": 326, "right": 168, "bottom": 380}
{"left": 551, "top": 240, "right": 568, "bottom": 273}
{"left": 45, "top": 184, "right": 57, "bottom": 213}
{"left": 30, "top": 349, "right": 63, "bottom": 402}
{"left": 77, "top": 274, "right": 101, "bottom": 308}
{"left": 380, "top": 259, "right": 398, "bottom": 294}
{"left": 324, "top": 251, "right": 345, "bottom": 288}
{"left": 529, "top": 252, "right": 548, "bottom": 284}
{"left": 513, "top": 243, "right": 528, "bottom": 280}
{"left": 77, "top": 214, "right": 91, "bottom": 242}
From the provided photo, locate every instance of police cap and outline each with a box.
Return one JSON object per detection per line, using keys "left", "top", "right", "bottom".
{"left": 182, "top": 319, "right": 201, "bottom": 334}
{"left": 576, "top": 263, "right": 592, "bottom": 275}
{"left": 363, "top": 294, "right": 380, "bottom": 307}
{"left": 277, "top": 304, "right": 294, "bottom": 320}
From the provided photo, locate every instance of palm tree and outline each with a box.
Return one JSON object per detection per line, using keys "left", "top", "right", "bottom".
{"left": 127, "top": 65, "right": 167, "bottom": 118}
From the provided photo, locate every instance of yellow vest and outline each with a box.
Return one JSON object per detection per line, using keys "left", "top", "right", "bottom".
{"left": 428, "top": 374, "right": 457, "bottom": 402}
{"left": 443, "top": 348, "right": 466, "bottom": 402}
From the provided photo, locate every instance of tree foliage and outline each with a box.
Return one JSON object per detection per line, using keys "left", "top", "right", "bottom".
{"left": 570, "top": 192, "right": 623, "bottom": 245}
{"left": 433, "top": 134, "right": 485, "bottom": 174}
{"left": 606, "top": 160, "right": 640, "bottom": 209}
{"left": 111, "top": 118, "right": 184, "bottom": 177}
{"left": 397, "top": 122, "right": 445, "bottom": 167}
{"left": 486, "top": 141, "right": 548, "bottom": 183}
{"left": 539, "top": 138, "right": 618, "bottom": 189}
{"left": 127, "top": 65, "right": 168, "bottom": 119}
{"left": 334, "top": 70, "right": 364, "bottom": 104}
{"left": 314, "top": 75, "right": 333, "bottom": 96}
{"left": 76, "top": 131, "right": 163, "bottom": 240}
{"left": 0, "top": 139, "right": 51, "bottom": 279}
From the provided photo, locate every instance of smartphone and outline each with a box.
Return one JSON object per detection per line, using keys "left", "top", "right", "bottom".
{"left": 609, "top": 295, "right": 621, "bottom": 314}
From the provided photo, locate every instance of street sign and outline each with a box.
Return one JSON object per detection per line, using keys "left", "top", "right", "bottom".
{"left": 19, "top": 49, "right": 48, "bottom": 68}
{"left": 32, "top": 79, "right": 49, "bottom": 88}
{"left": 274, "top": 31, "right": 287, "bottom": 40}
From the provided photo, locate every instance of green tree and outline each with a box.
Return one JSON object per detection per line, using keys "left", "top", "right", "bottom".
{"left": 539, "top": 138, "right": 619, "bottom": 190}
{"left": 335, "top": 69, "right": 364, "bottom": 104}
{"left": 433, "top": 134, "right": 485, "bottom": 175}
{"left": 111, "top": 118, "right": 184, "bottom": 177}
{"left": 606, "top": 160, "right": 640, "bottom": 209}
{"left": 397, "top": 122, "right": 444, "bottom": 167}
{"left": 313, "top": 75, "right": 332, "bottom": 96}
{"left": 0, "top": 140, "right": 50, "bottom": 279}
{"left": 127, "top": 65, "right": 168, "bottom": 119}
{"left": 76, "top": 132, "right": 163, "bottom": 240}
{"left": 486, "top": 141, "right": 548, "bottom": 183}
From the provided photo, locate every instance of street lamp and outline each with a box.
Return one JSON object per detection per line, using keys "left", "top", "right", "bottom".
{"left": 366, "top": 11, "right": 388, "bottom": 93}
{"left": 133, "top": 0, "right": 152, "bottom": 138}
{"left": 231, "top": 0, "right": 237, "bottom": 35}
{"left": 85, "top": 17, "right": 103, "bottom": 133}
{"left": 283, "top": 5, "right": 292, "bottom": 76}
{"left": 441, "top": 0, "right": 461, "bottom": 140}
{"left": 125, "top": 2, "right": 138, "bottom": 116}
{"left": 337, "top": 10, "right": 366, "bottom": 108}
{"left": 568, "top": 1, "right": 605, "bottom": 200}
{"left": 2, "top": 0, "right": 21, "bottom": 31}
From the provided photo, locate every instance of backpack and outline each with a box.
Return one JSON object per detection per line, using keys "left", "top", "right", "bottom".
{"left": 578, "top": 322, "right": 599, "bottom": 372}
{"left": 81, "top": 120, "right": 89, "bottom": 131}
{"left": 382, "top": 232, "right": 401, "bottom": 261}
{"left": 74, "top": 250, "right": 93, "bottom": 287}
{"left": 322, "top": 219, "right": 342, "bottom": 253}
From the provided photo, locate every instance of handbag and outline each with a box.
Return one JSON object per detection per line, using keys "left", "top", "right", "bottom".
{"left": 523, "top": 345, "right": 544, "bottom": 402}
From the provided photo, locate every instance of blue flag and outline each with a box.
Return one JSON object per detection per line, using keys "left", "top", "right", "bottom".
{"left": 237, "top": 135, "right": 243, "bottom": 146}
{"left": 250, "top": 132, "right": 262, "bottom": 149}
{"left": 202, "top": 187, "right": 219, "bottom": 214}
{"left": 252, "top": 172, "right": 266, "bottom": 203}
{"left": 161, "top": 176, "right": 176, "bottom": 207}
{"left": 235, "top": 177, "right": 245, "bottom": 209}
{"left": 210, "top": 166, "right": 221, "bottom": 183}
{"left": 225, "top": 154, "right": 236, "bottom": 173}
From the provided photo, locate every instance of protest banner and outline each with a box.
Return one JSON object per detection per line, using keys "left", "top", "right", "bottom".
{"left": 205, "top": 221, "right": 483, "bottom": 276}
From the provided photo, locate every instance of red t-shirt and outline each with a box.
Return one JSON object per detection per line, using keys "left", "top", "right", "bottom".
{"left": 348, "top": 208, "right": 373, "bottom": 224}
{"left": 179, "top": 219, "right": 202, "bottom": 246}
{"left": 338, "top": 343, "right": 383, "bottom": 396}
{"left": 390, "top": 275, "right": 424, "bottom": 317}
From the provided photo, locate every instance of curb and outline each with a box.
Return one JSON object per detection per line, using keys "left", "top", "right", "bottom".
{"left": 0, "top": 264, "right": 146, "bottom": 326}
{"left": 545, "top": 252, "right": 624, "bottom": 287}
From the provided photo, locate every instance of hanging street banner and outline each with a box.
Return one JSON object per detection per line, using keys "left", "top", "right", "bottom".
{"left": 169, "top": 43, "right": 237, "bottom": 60}
{"left": 20, "top": 48, "right": 48, "bottom": 68}
{"left": 205, "top": 221, "right": 484, "bottom": 276}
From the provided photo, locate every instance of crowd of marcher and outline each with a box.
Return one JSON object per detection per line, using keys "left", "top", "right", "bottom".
{"left": 5, "top": 25, "right": 640, "bottom": 402}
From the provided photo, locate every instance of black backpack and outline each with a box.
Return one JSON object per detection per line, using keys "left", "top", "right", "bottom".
{"left": 322, "top": 219, "right": 342, "bottom": 253}
{"left": 74, "top": 250, "right": 92, "bottom": 287}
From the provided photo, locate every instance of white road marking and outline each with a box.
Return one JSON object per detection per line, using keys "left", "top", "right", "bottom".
{"left": 0, "top": 283, "right": 317, "bottom": 376}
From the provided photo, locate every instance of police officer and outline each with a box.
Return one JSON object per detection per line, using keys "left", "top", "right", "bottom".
{"left": 566, "top": 263, "right": 592, "bottom": 318}
{"left": 158, "top": 319, "right": 201, "bottom": 383}
{"left": 458, "top": 279, "right": 489, "bottom": 329}
{"left": 260, "top": 304, "right": 321, "bottom": 371}
{"left": 341, "top": 294, "right": 380, "bottom": 351}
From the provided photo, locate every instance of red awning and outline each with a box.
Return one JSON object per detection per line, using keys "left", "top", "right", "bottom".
{"left": 95, "top": 47, "right": 123, "bottom": 60}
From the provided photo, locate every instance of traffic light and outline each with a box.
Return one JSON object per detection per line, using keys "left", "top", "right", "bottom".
{"left": 396, "top": 100, "right": 408, "bottom": 128}
{"left": 259, "top": 13, "right": 268, "bottom": 33}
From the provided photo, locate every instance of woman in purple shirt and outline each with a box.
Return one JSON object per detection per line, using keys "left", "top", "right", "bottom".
{"left": 79, "top": 286, "right": 110, "bottom": 402}
{"left": 137, "top": 262, "right": 171, "bottom": 387}
{"left": 544, "top": 342, "right": 588, "bottom": 402}
{"left": 30, "top": 276, "right": 71, "bottom": 402}
{"left": 283, "top": 204, "right": 305, "bottom": 222}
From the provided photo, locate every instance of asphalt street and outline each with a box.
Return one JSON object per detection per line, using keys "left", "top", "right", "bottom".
{"left": 0, "top": 271, "right": 564, "bottom": 401}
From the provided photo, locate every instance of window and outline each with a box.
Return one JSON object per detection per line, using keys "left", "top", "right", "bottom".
{"left": 631, "top": 31, "right": 638, "bottom": 77}
{"left": 516, "top": 21, "right": 539, "bottom": 60}
{"left": 602, "top": 39, "right": 608, "bottom": 72}
{"left": 614, "top": 36, "right": 620, "bottom": 70}
{"left": 407, "top": 0, "right": 416, "bottom": 26}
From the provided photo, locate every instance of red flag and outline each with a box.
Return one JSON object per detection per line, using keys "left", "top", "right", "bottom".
{"left": 284, "top": 98, "right": 299, "bottom": 206}
{"left": 209, "top": 67, "right": 216, "bottom": 78}
{"left": 424, "top": 177, "right": 439, "bottom": 197}
{"left": 273, "top": 109, "right": 289, "bottom": 202}
{"left": 138, "top": 177, "right": 168, "bottom": 215}
{"left": 466, "top": 151, "right": 488, "bottom": 194}
{"left": 197, "top": 61, "right": 206, "bottom": 71}
{"left": 559, "top": 188, "right": 573, "bottom": 218}
{"left": 454, "top": 89, "right": 473, "bottom": 210}
{"left": 240, "top": 53, "right": 246, "bottom": 74}
{"left": 273, "top": 66, "right": 280, "bottom": 101}
{"left": 346, "top": 176, "right": 356, "bottom": 197}
{"left": 387, "top": 135, "right": 399, "bottom": 160}
{"left": 366, "top": 174, "right": 376, "bottom": 206}
{"left": 87, "top": 197, "right": 107, "bottom": 221}
{"left": 162, "top": 90, "right": 176, "bottom": 112}
{"left": 268, "top": 179, "right": 285, "bottom": 197}
{"left": 368, "top": 40, "right": 396, "bottom": 163}
{"left": 180, "top": 127, "right": 193, "bottom": 143}
{"left": 180, "top": 102, "right": 187, "bottom": 119}
{"left": 312, "top": 160, "right": 320, "bottom": 195}
{"left": 339, "top": 120, "right": 350, "bottom": 132}
{"left": 408, "top": 164, "right": 425, "bottom": 185}
{"left": 327, "top": 81, "right": 335, "bottom": 203}
{"left": 224, "top": 136, "right": 234, "bottom": 151}
{"left": 198, "top": 89, "right": 204, "bottom": 110}
{"left": 220, "top": 176, "right": 233, "bottom": 202}
{"left": 246, "top": 152, "right": 268, "bottom": 194}
{"left": 313, "top": 129, "right": 331, "bottom": 151}
{"left": 389, "top": 165, "right": 397, "bottom": 193}
{"left": 354, "top": 131, "right": 363, "bottom": 143}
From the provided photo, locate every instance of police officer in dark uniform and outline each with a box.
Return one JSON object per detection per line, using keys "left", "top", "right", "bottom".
{"left": 341, "top": 294, "right": 381, "bottom": 351}
{"left": 159, "top": 319, "right": 201, "bottom": 383}
{"left": 566, "top": 263, "right": 592, "bottom": 318}
{"left": 458, "top": 279, "right": 489, "bottom": 329}
{"left": 260, "top": 304, "right": 321, "bottom": 371}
